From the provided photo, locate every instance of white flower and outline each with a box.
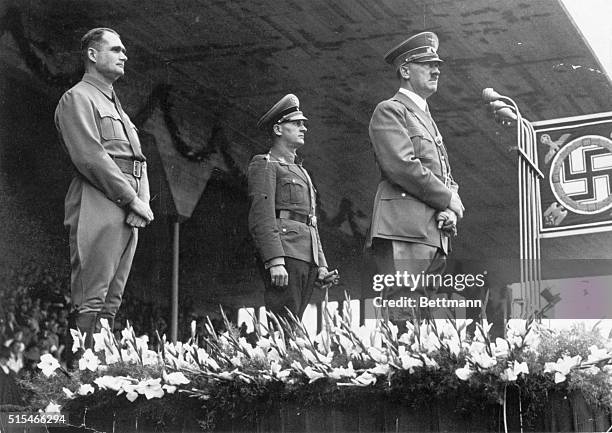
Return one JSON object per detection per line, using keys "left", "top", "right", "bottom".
{"left": 163, "top": 384, "right": 177, "bottom": 394}
{"left": 290, "top": 360, "right": 305, "bottom": 373}
{"left": 301, "top": 348, "right": 318, "bottom": 364}
{"left": 303, "top": 366, "right": 325, "bottom": 383}
{"left": 142, "top": 349, "right": 160, "bottom": 367}
{"left": 44, "top": 402, "right": 62, "bottom": 413}
{"left": 422, "top": 354, "right": 439, "bottom": 369}
{"left": 502, "top": 367, "right": 517, "bottom": 382}
{"left": 492, "top": 338, "right": 510, "bottom": 358}
{"left": 218, "top": 371, "right": 235, "bottom": 380}
{"left": 336, "top": 333, "right": 356, "bottom": 354}
{"left": 120, "top": 383, "right": 139, "bottom": 402}
{"left": 554, "top": 355, "right": 581, "bottom": 376}
{"left": 196, "top": 348, "right": 220, "bottom": 371}
{"left": 398, "top": 347, "right": 424, "bottom": 372}
{"left": 367, "top": 347, "right": 388, "bottom": 364}
{"left": 121, "top": 326, "right": 134, "bottom": 343}
{"left": 77, "top": 384, "right": 95, "bottom": 396}
{"left": 455, "top": 363, "right": 472, "bottom": 381}
{"left": 545, "top": 355, "right": 581, "bottom": 383}
{"left": 70, "top": 328, "right": 85, "bottom": 353}
{"left": 443, "top": 337, "right": 461, "bottom": 357}
{"left": 190, "top": 320, "right": 196, "bottom": 339}
{"left": 94, "top": 375, "right": 133, "bottom": 391}
{"left": 587, "top": 345, "right": 610, "bottom": 364}
{"left": 351, "top": 371, "right": 377, "bottom": 386}
{"left": 501, "top": 361, "right": 528, "bottom": 382}
{"left": 104, "top": 346, "right": 121, "bottom": 365}
{"left": 37, "top": 353, "right": 61, "bottom": 377}
{"left": 471, "top": 352, "right": 497, "bottom": 369}
{"left": 269, "top": 361, "right": 291, "bottom": 380}
{"left": 368, "top": 363, "right": 390, "bottom": 376}
{"left": 135, "top": 335, "right": 149, "bottom": 353}
{"left": 514, "top": 360, "right": 529, "bottom": 376}
{"left": 62, "top": 387, "right": 75, "bottom": 399}
{"left": 256, "top": 337, "right": 271, "bottom": 350}
{"left": 327, "top": 362, "right": 356, "bottom": 380}
{"left": 418, "top": 332, "right": 441, "bottom": 354}
{"left": 136, "top": 378, "right": 164, "bottom": 400}
{"left": 92, "top": 332, "right": 107, "bottom": 353}
{"left": 78, "top": 349, "right": 101, "bottom": 372}
{"left": 163, "top": 371, "right": 190, "bottom": 386}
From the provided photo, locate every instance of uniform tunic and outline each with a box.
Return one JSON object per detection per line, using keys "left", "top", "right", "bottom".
{"left": 55, "top": 73, "right": 149, "bottom": 317}
{"left": 367, "top": 90, "right": 460, "bottom": 304}
{"left": 247, "top": 153, "right": 327, "bottom": 317}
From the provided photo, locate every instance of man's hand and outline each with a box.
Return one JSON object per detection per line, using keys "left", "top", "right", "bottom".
{"left": 128, "top": 196, "right": 154, "bottom": 224}
{"left": 126, "top": 212, "right": 149, "bottom": 228}
{"left": 315, "top": 267, "right": 340, "bottom": 290}
{"left": 448, "top": 192, "right": 464, "bottom": 219}
{"left": 436, "top": 210, "right": 457, "bottom": 237}
{"left": 270, "top": 265, "right": 289, "bottom": 287}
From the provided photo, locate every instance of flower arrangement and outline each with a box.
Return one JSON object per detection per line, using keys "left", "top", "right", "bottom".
{"left": 20, "top": 300, "right": 612, "bottom": 432}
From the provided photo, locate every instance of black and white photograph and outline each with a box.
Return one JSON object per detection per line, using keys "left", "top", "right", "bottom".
{"left": 1, "top": 1, "right": 612, "bottom": 432}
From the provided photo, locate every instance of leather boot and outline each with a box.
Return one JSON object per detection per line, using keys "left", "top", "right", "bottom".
{"left": 65, "top": 310, "right": 78, "bottom": 370}
{"left": 75, "top": 312, "right": 99, "bottom": 349}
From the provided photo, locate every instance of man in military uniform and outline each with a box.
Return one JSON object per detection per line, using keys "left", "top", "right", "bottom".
{"left": 55, "top": 28, "right": 154, "bottom": 347}
{"left": 248, "top": 94, "right": 337, "bottom": 321}
{"left": 366, "top": 32, "right": 464, "bottom": 318}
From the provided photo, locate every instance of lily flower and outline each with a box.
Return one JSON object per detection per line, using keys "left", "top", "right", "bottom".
{"left": 587, "top": 345, "right": 610, "bottom": 364}
{"left": 37, "top": 353, "right": 61, "bottom": 377}
{"left": 43, "top": 402, "right": 62, "bottom": 413}
{"left": 77, "top": 384, "right": 95, "bottom": 396}
{"left": 78, "top": 349, "right": 101, "bottom": 372}
{"left": 136, "top": 378, "right": 164, "bottom": 400}
{"left": 163, "top": 371, "right": 190, "bottom": 386}
{"left": 351, "top": 371, "right": 377, "bottom": 386}
{"left": 455, "top": 363, "right": 473, "bottom": 381}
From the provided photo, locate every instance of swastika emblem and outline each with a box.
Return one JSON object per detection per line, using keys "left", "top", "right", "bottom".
{"left": 549, "top": 135, "right": 612, "bottom": 214}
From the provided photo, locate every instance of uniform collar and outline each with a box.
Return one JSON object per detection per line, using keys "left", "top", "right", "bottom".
{"left": 82, "top": 73, "right": 114, "bottom": 99}
{"left": 268, "top": 146, "right": 299, "bottom": 165}
{"left": 398, "top": 87, "right": 427, "bottom": 112}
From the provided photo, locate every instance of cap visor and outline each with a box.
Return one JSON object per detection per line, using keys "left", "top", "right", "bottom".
{"left": 281, "top": 112, "right": 308, "bottom": 122}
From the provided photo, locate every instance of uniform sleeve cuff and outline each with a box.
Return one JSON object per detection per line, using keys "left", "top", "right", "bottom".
{"left": 264, "top": 257, "right": 285, "bottom": 269}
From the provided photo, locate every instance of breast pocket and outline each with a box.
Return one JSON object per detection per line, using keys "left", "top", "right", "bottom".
{"left": 97, "top": 108, "right": 128, "bottom": 141}
{"left": 280, "top": 178, "right": 307, "bottom": 204}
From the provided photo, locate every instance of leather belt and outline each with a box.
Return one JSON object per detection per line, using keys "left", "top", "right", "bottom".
{"left": 112, "top": 157, "right": 143, "bottom": 179}
{"left": 276, "top": 209, "right": 317, "bottom": 227}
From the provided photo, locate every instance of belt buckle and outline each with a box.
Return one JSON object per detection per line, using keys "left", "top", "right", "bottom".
{"left": 308, "top": 214, "right": 317, "bottom": 227}
{"left": 133, "top": 161, "right": 142, "bottom": 178}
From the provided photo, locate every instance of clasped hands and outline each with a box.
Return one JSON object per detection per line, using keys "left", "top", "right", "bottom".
{"left": 436, "top": 192, "right": 464, "bottom": 237}
{"left": 126, "top": 196, "right": 154, "bottom": 228}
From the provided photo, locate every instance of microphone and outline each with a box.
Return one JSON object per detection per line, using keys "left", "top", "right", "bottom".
{"left": 482, "top": 87, "right": 503, "bottom": 103}
{"left": 489, "top": 100, "right": 517, "bottom": 121}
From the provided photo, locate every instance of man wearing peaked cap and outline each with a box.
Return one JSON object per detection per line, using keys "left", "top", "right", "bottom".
{"left": 248, "top": 94, "right": 338, "bottom": 321}
{"left": 366, "top": 31, "right": 464, "bottom": 321}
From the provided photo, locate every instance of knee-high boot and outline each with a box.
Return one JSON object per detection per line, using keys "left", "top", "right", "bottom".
{"left": 75, "top": 312, "right": 99, "bottom": 349}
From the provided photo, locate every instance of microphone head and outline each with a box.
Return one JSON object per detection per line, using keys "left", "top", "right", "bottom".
{"left": 489, "top": 100, "right": 517, "bottom": 121}
{"left": 482, "top": 87, "right": 502, "bottom": 102}
{"left": 496, "top": 107, "right": 517, "bottom": 121}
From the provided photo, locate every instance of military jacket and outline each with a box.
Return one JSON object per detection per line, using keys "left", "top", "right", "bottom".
{"left": 247, "top": 153, "right": 327, "bottom": 267}
{"left": 367, "top": 91, "right": 460, "bottom": 252}
{"left": 55, "top": 73, "right": 149, "bottom": 206}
